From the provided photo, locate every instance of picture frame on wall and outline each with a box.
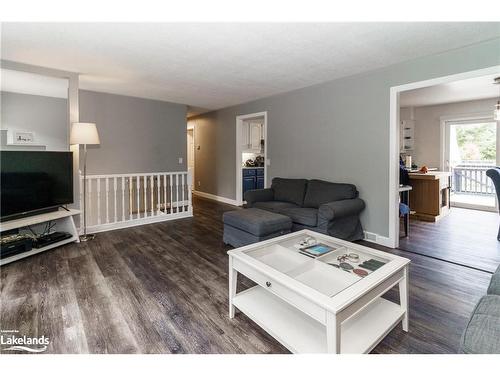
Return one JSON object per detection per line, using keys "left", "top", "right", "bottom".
{"left": 6, "top": 129, "right": 37, "bottom": 145}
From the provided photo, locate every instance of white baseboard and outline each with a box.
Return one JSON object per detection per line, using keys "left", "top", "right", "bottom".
{"left": 192, "top": 190, "right": 239, "bottom": 206}
{"left": 82, "top": 210, "right": 193, "bottom": 235}
{"left": 363, "top": 231, "right": 394, "bottom": 248}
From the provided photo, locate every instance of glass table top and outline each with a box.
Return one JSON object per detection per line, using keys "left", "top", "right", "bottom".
{"left": 243, "top": 233, "right": 391, "bottom": 297}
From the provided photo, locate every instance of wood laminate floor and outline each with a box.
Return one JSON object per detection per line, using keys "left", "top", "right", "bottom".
{"left": 399, "top": 207, "right": 500, "bottom": 273}
{"left": 0, "top": 197, "right": 494, "bottom": 353}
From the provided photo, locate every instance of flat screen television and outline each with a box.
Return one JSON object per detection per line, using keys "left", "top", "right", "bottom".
{"left": 1, "top": 151, "right": 73, "bottom": 221}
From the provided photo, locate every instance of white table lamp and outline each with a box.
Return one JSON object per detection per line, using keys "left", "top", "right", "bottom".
{"left": 70, "top": 122, "right": 100, "bottom": 241}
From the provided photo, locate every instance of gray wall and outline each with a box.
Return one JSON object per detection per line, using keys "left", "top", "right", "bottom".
{"left": 1, "top": 91, "right": 68, "bottom": 151}
{"left": 402, "top": 98, "right": 497, "bottom": 167}
{"left": 79, "top": 90, "right": 187, "bottom": 175}
{"left": 190, "top": 38, "right": 500, "bottom": 238}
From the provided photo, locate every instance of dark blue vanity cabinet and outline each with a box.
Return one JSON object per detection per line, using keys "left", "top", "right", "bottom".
{"left": 242, "top": 168, "right": 265, "bottom": 198}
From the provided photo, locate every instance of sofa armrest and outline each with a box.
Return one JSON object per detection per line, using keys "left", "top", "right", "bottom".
{"left": 318, "top": 198, "right": 365, "bottom": 221}
{"left": 244, "top": 188, "right": 274, "bottom": 207}
{"left": 487, "top": 272, "right": 500, "bottom": 296}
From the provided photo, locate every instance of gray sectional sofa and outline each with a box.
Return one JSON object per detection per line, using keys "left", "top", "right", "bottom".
{"left": 244, "top": 177, "right": 365, "bottom": 241}
{"left": 460, "top": 264, "right": 500, "bottom": 354}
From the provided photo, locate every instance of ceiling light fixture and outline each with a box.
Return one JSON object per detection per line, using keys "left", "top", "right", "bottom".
{"left": 494, "top": 77, "right": 500, "bottom": 121}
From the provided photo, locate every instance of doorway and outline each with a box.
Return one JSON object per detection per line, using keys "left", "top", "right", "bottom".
{"left": 391, "top": 67, "right": 500, "bottom": 272}
{"left": 389, "top": 65, "right": 500, "bottom": 249}
{"left": 235, "top": 111, "right": 267, "bottom": 206}
{"left": 442, "top": 118, "right": 498, "bottom": 212}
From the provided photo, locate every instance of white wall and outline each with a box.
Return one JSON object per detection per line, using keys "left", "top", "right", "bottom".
{"left": 401, "top": 97, "right": 497, "bottom": 167}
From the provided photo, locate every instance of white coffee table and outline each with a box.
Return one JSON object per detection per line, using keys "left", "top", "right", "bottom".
{"left": 227, "top": 229, "right": 410, "bottom": 353}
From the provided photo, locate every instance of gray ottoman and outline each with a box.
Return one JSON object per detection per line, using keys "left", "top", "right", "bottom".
{"left": 223, "top": 208, "right": 292, "bottom": 247}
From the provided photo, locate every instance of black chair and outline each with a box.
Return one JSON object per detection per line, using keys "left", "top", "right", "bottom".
{"left": 486, "top": 167, "right": 500, "bottom": 241}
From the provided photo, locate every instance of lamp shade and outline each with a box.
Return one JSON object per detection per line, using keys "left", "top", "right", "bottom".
{"left": 70, "top": 122, "right": 100, "bottom": 145}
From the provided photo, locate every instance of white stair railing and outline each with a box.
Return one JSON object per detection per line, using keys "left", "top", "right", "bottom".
{"left": 79, "top": 171, "right": 192, "bottom": 234}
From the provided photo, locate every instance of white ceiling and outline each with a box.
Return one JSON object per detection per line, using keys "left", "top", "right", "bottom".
{"left": 2, "top": 23, "right": 499, "bottom": 115}
{"left": 1, "top": 68, "right": 68, "bottom": 98}
{"left": 400, "top": 73, "right": 500, "bottom": 107}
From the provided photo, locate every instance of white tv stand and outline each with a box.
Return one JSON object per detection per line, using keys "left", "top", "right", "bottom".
{"left": 0, "top": 208, "right": 80, "bottom": 266}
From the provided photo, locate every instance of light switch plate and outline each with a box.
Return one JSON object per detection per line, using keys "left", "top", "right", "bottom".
{"left": 178, "top": 157, "right": 183, "bottom": 164}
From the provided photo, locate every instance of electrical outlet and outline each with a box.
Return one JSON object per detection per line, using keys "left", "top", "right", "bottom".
{"left": 198, "top": 181, "right": 201, "bottom": 187}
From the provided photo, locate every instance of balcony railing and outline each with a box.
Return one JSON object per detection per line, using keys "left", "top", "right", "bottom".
{"left": 452, "top": 161, "right": 495, "bottom": 195}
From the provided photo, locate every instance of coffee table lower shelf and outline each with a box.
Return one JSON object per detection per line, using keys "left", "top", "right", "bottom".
{"left": 232, "top": 286, "right": 404, "bottom": 353}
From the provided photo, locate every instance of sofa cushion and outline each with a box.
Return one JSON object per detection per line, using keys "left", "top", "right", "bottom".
{"left": 222, "top": 208, "right": 292, "bottom": 237}
{"left": 303, "top": 179, "right": 358, "bottom": 208}
{"left": 488, "top": 268, "right": 500, "bottom": 295}
{"left": 254, "top": 201, "right": 299, "bottom": 213}
{"left": 460, "top": 295, "right": 500, "bottom": 354}
{"left": 271, "top": 178, "right": 308, "bottom": 206}
{"left": 279, "top": 207, "right": 318, "bottom": 227}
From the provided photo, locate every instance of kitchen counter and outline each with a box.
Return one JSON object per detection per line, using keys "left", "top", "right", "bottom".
{"left": 408, "top": 171, "right": 451, "bottom": 180}
{"left": 408, "top": 171, "right": 451, "bottom": 222}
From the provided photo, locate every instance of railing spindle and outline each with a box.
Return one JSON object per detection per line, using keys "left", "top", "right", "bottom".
{"left": 142, "top": 176, "right": 147, "bottom": 217}
{"left": 128, "top": 177, "right": 132, "bottom": 221}
{"left": 150, "top": 175, "right": 154, "bottom": 216}
{"left": 97, "top": 179, "right": 101, "bottom": 225}
{"left": 157, "top": 174, "right": 161, "bottom": 214}
{"left": 136, "top": 176, "right": 140, "bottom": 219}
{"left": 163, "top": 174, "right": 167, "bottom": 215}
{"left": 170, "top": 174, "right": 173, "bottom": 214}
{"left": 105, "top": 178, "right": 110, "bottom": 224}
{"left": 121, "top": 176, "right": 125, "bottom": 222}
{"left": 113, "top": 177, "right": 117, "bottom": 223}
{"left": 175, "top": 174, "right": 179, "bottom": 213}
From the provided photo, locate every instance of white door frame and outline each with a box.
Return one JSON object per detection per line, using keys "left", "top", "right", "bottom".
{"left": 236, "top": 111, "right": 268, "bottom": 206}
{"left": 187, "top": 123, "right": 195, "bottom": 190}
{"left": 389, "top": 65, "right": 500, "bottom": 249}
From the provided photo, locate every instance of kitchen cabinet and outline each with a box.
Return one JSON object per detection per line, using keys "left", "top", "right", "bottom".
{"left": 256, "top": 176, "right": 264, "bottom": 189}
{"left": 241, "top": 122, "right": 250, "bottom": 148}
{"left": 249, "top": 122, "right": 262, "bottom": 151}
{"left": 242, "top": 122, "right": 263, "bottom": 151}
{"left": 242, "top": 168, "right": 265, "bottom": 198}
